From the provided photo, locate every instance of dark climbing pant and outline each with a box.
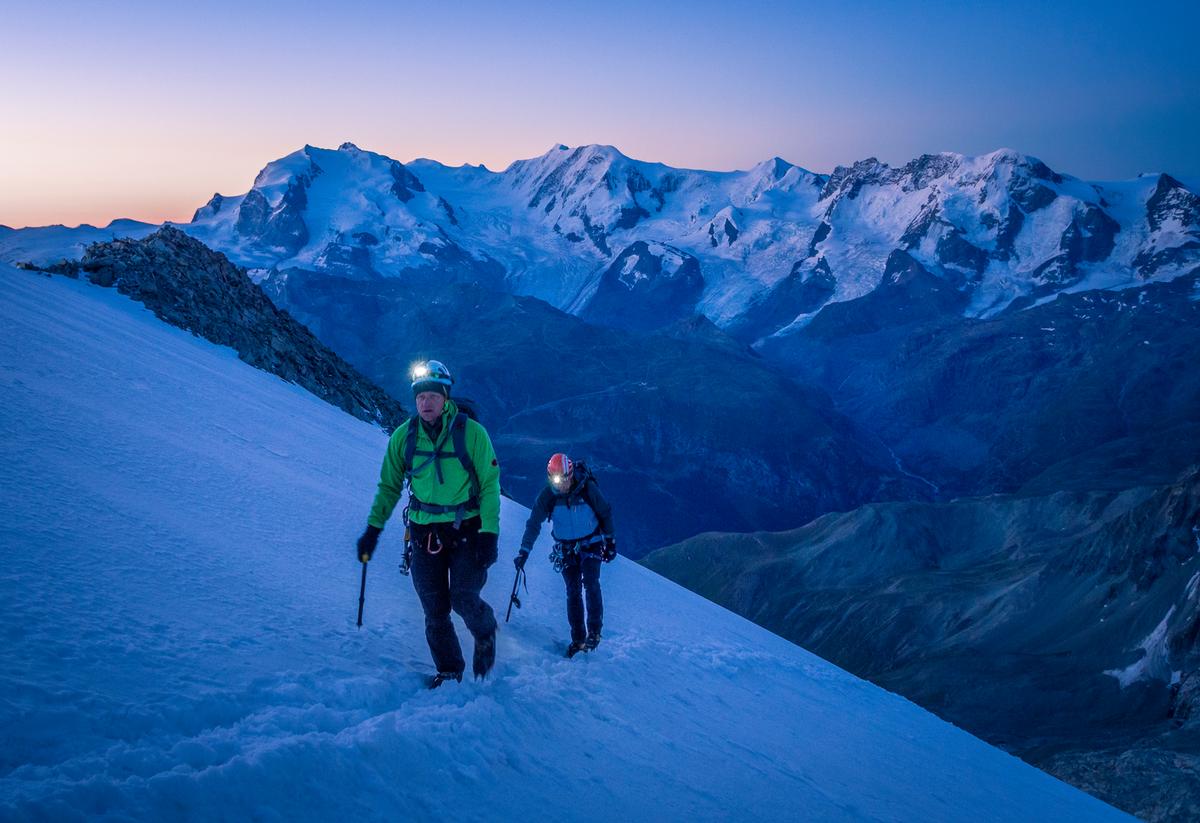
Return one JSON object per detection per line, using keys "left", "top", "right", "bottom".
{"left": 561, "top": 551, "right": 603, "bottom": 643}
{"left": 409, "top": 517, "right": 497, "bottom": 675}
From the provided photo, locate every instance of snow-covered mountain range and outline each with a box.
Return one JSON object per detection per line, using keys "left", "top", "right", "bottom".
{"left": 176, "top": 141, "right": 1200, "bottom": 338}
{"left": 11, "top": 141, "right": 1193, "bottom": 340}
{"left": 0, "top": 265, "right": 1130, "bottom": 821}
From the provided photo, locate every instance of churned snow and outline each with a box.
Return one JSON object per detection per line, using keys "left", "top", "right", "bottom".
{"left": 0, "top": 266, "right": 1130, "bottom": 821}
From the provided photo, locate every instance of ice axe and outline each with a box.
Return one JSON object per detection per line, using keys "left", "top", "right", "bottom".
{"left": 356, "top": 561, "right": 368, "bottom": 628}
{"left": 505, "top": 566, "right": 527, "bottom": 623}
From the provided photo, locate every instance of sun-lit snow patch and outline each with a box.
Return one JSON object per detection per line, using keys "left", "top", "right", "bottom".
{"left": 1106, "top": 606, "right": 1177, "bottom": 687}
{"left": 618, "top": 253, "right": 645, "bottom": 285}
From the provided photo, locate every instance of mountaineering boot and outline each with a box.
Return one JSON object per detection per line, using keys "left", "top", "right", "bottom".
{"left": 585, "top": 632, "right": 601, "bottom": 651}
{"left": 566, "top": 640, "right": 588, "bottom": 658}
{"left": 429, "top": 671, "right": 463, "bottom": 689}
{"left": 473, "top": 631, "right": 496, "bottom": 679}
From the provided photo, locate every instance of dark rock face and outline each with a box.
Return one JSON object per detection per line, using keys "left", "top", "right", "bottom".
{"left": 264, "top": 271, "right": 912, "bottom": 554}
{"left": 1010, "top": 177, "right": 1058, "bottom": 212}
{"left": 437, "top": 197, "right": 459, "bottom": 227}
{"left": 897, "top": 152, "right": 962, "bottom": 190}
{"left": 316, "top": 240, "right": 374, "bottom": 279}
{"left": 819, "top": 157, "right": 889, "bottom": 204}
{"left": 234, "top": 189, "right": 270, "bottom": 237}
{"left": 1028, "top": 203, "right": 1122, "bottom": 294}
{"left": 42, "top": 228, "right": 405, "bottom": 430}
{"left": 993, "top": 203, "right": 1025, "bottom": 260}
{"left": 807, "top": 221, "right": 831, "bottom": 256}
{"left": 643, "top": 468, "right": 1200, "bottom": 821}
{"left": 389, "top": 160, "right": 425, "bottom": 203}
{"left": 726, "top": 259, "right": 835, "bottom": 342}
{"left": 802, "top": 250, "right": 968, "bottom": 339}
{"left": 1146, "top": 174, "right": 1200, "bottom": 234}
{"left": 192, "top": 193, "right": 225, "bottom": 222}
{"left": 935, "top": 229, "right": 989, "bottom": 278}
{"left": 578, "top": 210, "right": 610, "bottom": 256}
{"left": 581, "top": 241, "right": 704, "bottom": 332}
{"left": 1134, "top": 175, "right": 1200, "bottom": 277}
{"left": 616, "top": 205, "right": 649, "bottom": 230}
{"left": 899, "top": 199, "right": 943, "bottom": 249}
{"left": 235, "top": 177, "right": 311, "bottom": 257}
{"left": 1134, "top": 242, "right": 1200, "bottom": 277}
{"left": 764, "top": 271, "right": 1200, "bottom": 499}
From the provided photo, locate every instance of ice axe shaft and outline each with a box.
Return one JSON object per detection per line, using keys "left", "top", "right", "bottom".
{"left": 356, "top": 561, "right": 368, "bottom": 628}
{"left": 505, "top": 567, "right": 526, "bottom": 623}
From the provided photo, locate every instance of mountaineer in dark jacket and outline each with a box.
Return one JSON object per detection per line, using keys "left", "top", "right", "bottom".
{"left": 514, "top": 453, "right": 616, "bottom": 657}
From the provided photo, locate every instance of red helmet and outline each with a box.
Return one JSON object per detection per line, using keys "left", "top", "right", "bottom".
{"left": 547, "top": 453, "right": 573, "bottom": 490}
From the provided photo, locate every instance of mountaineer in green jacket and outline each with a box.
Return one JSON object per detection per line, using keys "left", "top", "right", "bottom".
{"left": 355, "top": 360, "right": 501, "bottom": 687}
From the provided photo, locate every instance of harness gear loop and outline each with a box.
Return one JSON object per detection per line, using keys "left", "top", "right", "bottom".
{"left": 551, "top": 534, "right": 606, "bottom": 572}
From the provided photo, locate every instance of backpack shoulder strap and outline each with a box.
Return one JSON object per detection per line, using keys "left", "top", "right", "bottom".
{"left": 402, "top": 415, "right": 420, "bottom": 474}
{"left": 451, "top": 413, "right": 480, "bottom": 496}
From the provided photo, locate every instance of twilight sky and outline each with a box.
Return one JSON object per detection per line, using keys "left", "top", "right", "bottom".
{"left": 2, "top": 0, "right": 1197, "bottom": 228}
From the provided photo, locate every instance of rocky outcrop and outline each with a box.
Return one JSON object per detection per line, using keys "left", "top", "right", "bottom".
{"left": 581, "top": 240, "right": 704, "bottom": 331}
{"left": 234, "top": 177, "right": 311, "bottom": 256}
{"left": 388, "top": 157, "right": 425, "bottom": 203}
{"left": 41, "top": 228, "right": 406, "bottom": 430}
{"left": 726, "top": 258, "right": 836, "bottom": 342}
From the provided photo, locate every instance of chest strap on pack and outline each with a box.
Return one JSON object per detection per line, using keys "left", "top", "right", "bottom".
{"left": 402, "top": 411, "right": 482, "bottom": 529}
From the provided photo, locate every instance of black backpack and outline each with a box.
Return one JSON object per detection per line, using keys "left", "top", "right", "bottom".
{"left": 555, "top": 460, "right": 597, "bottom": 508}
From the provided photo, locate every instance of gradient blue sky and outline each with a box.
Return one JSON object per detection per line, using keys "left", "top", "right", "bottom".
{"left": 3, "top": 0, "right": 1197, "bottom": 227}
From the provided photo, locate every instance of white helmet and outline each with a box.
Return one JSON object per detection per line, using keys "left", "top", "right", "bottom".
{"left": 411, "top": 359, "right": 453, "bottom": 397}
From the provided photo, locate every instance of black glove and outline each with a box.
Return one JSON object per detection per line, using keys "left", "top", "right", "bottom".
{"left": 357, "top": 524, "right": 382, "bottom": 563}
{"left": 514, "top": 550, "right": 529, "bottom": 570}
{"left": 477, "top": 531, "right": 499, "bottom": 567}
{"left": 602, "top": 536, "right": 617, "bottom": 562}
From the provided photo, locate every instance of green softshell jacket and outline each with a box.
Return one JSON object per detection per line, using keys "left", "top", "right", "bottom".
{"left": 367, "top": 399, "right": 501, "bottom": 533}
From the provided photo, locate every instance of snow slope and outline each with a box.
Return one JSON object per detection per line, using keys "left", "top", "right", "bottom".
{"left": 0, "top": 267, "right": 1129, "bottom": 821}
{"left": 0, "top": 219, "right": 158, "bottom": 266}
